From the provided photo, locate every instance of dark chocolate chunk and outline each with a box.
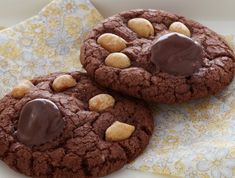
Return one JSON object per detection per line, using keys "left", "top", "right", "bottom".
{"left": 16, "top": 98, "right": 64, "bottom": 146}
{"left": 150, "top": 32, "right": 203, "bottom": 76}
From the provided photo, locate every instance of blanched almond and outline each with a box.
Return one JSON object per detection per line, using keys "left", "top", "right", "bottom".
{"left": 105, "top": 121, "right": 135, "bottom": 142}
{"left": 52, "top": 74, "right": 77, "bottom": 92}
{"left": 128, "top": 18, "right": 154, "bottom": 38}
{"left": 11, "top": 80, "right": 34, "bottom": 99}
{"left": 105, "top": 53, "right": 131, "bottom": 69}
{"left": 169, "top": 22, "right": 191, "bottom": 37}
{"left": 97, "top": 33, "right": 127, "bottom": 52}
{"left": 89, "top": 94, "right": 115, "bottom": 112}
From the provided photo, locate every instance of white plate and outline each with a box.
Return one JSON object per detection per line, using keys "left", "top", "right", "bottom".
{"left": 0, "top": 161, "right": 174, "bottom": 178}
{"left": 91, "top": 0, "right": 235, "bottom": 35}
{"left": 0, "top": 0, "right": 51, "bottom": 27}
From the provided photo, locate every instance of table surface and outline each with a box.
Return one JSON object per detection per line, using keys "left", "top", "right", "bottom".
{"left": 0, "top": 1, "right": 234, "bottom": 178}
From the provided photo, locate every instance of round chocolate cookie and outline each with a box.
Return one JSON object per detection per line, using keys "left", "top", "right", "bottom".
{"left": 0, "top": 71, "right": 154, "bottom": 178}
{"left": 80, "top": 9, "right": 235, "bottom": 104}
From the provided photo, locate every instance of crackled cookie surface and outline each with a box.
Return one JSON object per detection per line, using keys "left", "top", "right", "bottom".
{"left": 81, "top": 9, "right": 235, "bottom": 104}
{"left": 0, "top": 71, "right": 154, "bottom": 178}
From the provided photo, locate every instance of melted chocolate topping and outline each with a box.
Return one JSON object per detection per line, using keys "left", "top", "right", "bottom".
{"left": 16, "top": 98, "right": 64, "bottom": 146}
{"left": 150, "top": 32, "right": 203, "bottom": 76}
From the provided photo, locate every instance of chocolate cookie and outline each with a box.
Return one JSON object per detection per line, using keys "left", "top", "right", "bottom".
{"left": 80, "top": 9, "right": 235, "bottom": 104}
{"left": 0, "top": 71, "right": 154, "bottom": 178}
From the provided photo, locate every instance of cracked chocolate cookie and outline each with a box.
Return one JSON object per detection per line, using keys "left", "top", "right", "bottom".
{"left": 0, "top": 71, "right": 154, "bottom": 178}
{"left": 80, "top": 9, "right": 235, "bottom": 104}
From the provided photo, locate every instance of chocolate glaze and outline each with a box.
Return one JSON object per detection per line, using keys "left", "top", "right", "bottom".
{"left": 16, "top": 98, "right": 64, "bottom": 146}
{"left": 150, "top": 32, "right": 203, "bottom": 76}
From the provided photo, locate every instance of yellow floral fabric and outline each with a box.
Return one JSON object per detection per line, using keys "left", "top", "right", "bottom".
{"left": 0, "top": 1, "right": 235, "bottom": 178}
{"left": 0, "top": 0, "right": 103, "bottom": 96}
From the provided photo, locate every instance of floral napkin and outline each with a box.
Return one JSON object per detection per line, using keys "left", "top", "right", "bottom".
{"left": 0, "top": 0, "right": 103, "bottom": 97}
{"left": 0, "top": 0, "right": 235, "bottom": 178}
